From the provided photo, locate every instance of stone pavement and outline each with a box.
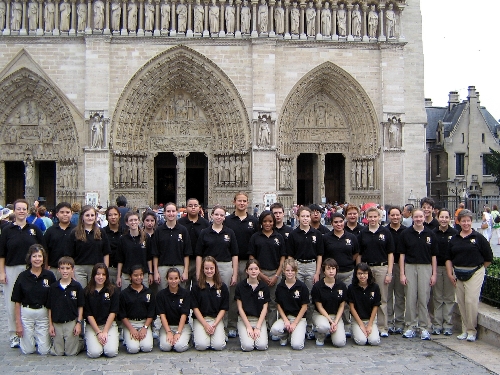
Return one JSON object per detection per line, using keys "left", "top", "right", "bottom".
{"left": 0, "top": 287, "right": 498, "bottom": 375}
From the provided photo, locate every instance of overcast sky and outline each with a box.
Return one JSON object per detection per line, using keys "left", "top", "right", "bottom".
{"left": 421, "top": 0, "right": 500, "bottom": 121}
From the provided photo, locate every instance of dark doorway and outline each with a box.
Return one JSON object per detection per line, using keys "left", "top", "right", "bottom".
{"left": 155, "top": 152, "right": 177, "bottom": 204}
{"left": 5, "top": 161, "right": 25, "bottom": 204}
{"left": 325, "top": 154, "right": 345, "bottom": 203}
{"left": 186, "top": 153, "right": 208, "bottom": 207}
{"left": 297, "top": 153, "right": 315, "bottom": 205}
{"left": 38, "top": 161, "right": 56, "bottom": 209}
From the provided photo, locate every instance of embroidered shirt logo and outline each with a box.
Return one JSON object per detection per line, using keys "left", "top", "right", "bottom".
{"left": 370, "top": 291, "right": 375, "bottom": 299}
{"left": 379, "top": 234, "right": 385, "bottom": 241}
{"left": 179, "top": 298, "right": 183, "bottom": 305}
{"left": 216, "top": 289, "right": 222, "bottom": 298}
{"left": 274, "top": 238, "right": 280, "bottom": 246}
{"left": 71, "top": 291, "right": 77, "bottom": 299}
{"left": 285, "top": 233, "right": 289, "bottom": 238}
{"left": 426, "top": 237, "right": 431, "bottom": 244}
{"left": 258, "top": 290, "right": 264, "bottom": 300}
{"left": 30, "top": 229, "right": 36, "bottom": 236}
{"left": 224, "top": 234, "right": 230, "bottom": 242}
{"left": 42, "top": 279, "right": 49, "bottom": 287}
{"left": 471, "top": 239, "right": 476, "bottom": 244}
{"left": 178, "top": 234, "right": 183, "bottom": 241}
{"left": 248, "top": 222, "right": 254, "bottom": 228}
{"left": 338, "top": 290, "right": 343, "bottom": 297}
{"left": 146, "top": 294, "right": 151, "bottom": 302}
{"left": 448, "top": 236, "right": 452, "bottom": 241}
{"left": 311, "top": 235, "right": 317, "bottom": 244}
{"left": 345, "top": 239, "right": 351, "bottom": 245}
{"left": 104, "top": 293, "right": 110, "bottom": 301}
{"left": 293, "top": 290, "right": 300, "bottom": 299}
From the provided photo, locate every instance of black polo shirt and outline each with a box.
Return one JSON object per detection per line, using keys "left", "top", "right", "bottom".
{"left": 66, "top": 228, "right": 111, "bottom": 265}
{"left": 0, "top": 223, "right": 45, "bottom": 266}
{"left": 247, "top": 231, "right": 286, "bottom": 271}
{"left": 234, "top": 279, "right": 271, "bottom": 317}
{"left": 433, "top": 226, "right": 458, "bottom": 267}
{"left": 347, "top": 282, "right": 381, "bottom": 320}
{"left": 345, "top": 222, "right": 364, "bottom": 237}
{"left": 195, "top": 226, "right": 239, "bottom": 262}
{"left": 275, "top": 279, "right": 309, "bottom": 317}
{"left": 47, "top": 279, "right": 84, "bottom": 323}
{"left": 287, "top": 227, "right": 324, "bottom": 261}
{"left": 178, "top": 216, "right": 210, "bottom": 260}
{"left": 104, "top": 226, "right": 124, "bottom": 268}
{"left": 322, "top": 231, "right": 359, "bottom": 273}
{"left": 386, "top": 224, "right": 407, "bottom": 264}
{"left": 311, "top": 224, "right": 331, "bottom": 234}
{"left": 156, "top": 286, "right": 191, "bottom": 325}
{"left": 398, "top": 226, "right": 438, "bottom": 264}
{"left": 276, "top": 224, "right": 293, "bottom": 242}
{"left": 224, "top": 213, "right": 259, "bottom": 261}
{"left": 84, "top": 286, "right": 120, "bottom": 325}
{"left": 44, "top": 223, "right": 76, "bottom": 268}
{"left": 191, "top": 282, "right": 229, "bottom": 318}
{"left": 119, "top": 285, "right": 156, "bottom": 321}
{"left": 358, "top": 226, "right": 394, "bottom": 264}
{"left": 116, "top": 233, "right": 151, "bottom": 275}
{"left": 423, "top": 218, "right": 439, "bottom": 231}
{"left": 446, "top": 230, "right": 493, "bottom": 267}
{"left": 311, "top": 279, "right": 347, "bottom": 315}
{"left": 151, "top": 223, "right": 192, "bottom": 266}
{"left": 11, "top": 269, "right": 56, "bottom": 307}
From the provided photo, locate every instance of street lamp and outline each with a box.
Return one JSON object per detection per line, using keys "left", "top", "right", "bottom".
{"left": 448, "top": 177, "right": 465, "bottom": 209}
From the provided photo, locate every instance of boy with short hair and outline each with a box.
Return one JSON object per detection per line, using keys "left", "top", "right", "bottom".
{"left": 47, "top": 256, "right": 84, "bottom": 356}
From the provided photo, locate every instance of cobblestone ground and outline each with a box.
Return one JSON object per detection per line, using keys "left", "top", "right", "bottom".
{"left": 0, "top": 287, "right": 496, "bottom": 375}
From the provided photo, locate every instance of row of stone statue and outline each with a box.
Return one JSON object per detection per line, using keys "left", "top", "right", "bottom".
{"left": 212, "top": 154, "right": 249, "bottom": 186}
{"left": 113, "top": 155, "right": 149, "bottom": 188}
{"left": 351, "top": 159, "right": 374, "bottom": 190}
{"left": 0, "top": 0, "right": 401, "bottom": 39}
{"left": 57, "top": 163, "right": 78, "bottom": 189}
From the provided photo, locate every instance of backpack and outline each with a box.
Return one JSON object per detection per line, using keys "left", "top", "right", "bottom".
{"left": 494, "top": 214, "right": 500, "bottom": 224}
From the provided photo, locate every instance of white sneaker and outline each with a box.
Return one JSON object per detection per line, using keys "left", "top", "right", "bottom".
{"left": 466, "top": 334, "right": 476, "bottom": 342}
{"left": 10, "top": 336, "right": 20, "bottom": 349}
{"left": 420, "top": 330, "right": 431, "bottom": 340}
{"left": 457, "top": 332, "right": 468, "bottom": 340}
{"left": 280, "top": 338, "right": 287, "bottom": 346}
{"left": 228, "top": 330, "right": 238, "bottom": 338}
{"left": 271, "top": 335, "right": 280, "bottom": 341}
{"left": 315, "top": 338, "right": 324, "bottom": 346}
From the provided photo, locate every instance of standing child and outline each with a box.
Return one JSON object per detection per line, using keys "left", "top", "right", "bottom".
{"left": 191, "top": 256, "right": 229, "bottom": 351}
{"left": 119, "top": 265, "right": 155, "bottom": 353}
{"left": 47, "top": 256, "right": 84, "bottom": 356}
{"left": 270, "top": 259, "right": 309, "bottom": 350}
{"left": 347, "top": 262, "right": 381, "bottom": 346}
{"left": 235, "top": 259, "right": 270, "bottom": 351}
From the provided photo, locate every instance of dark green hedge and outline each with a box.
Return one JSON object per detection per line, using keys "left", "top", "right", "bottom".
{"left": 481, "top": 258, "right": 500, "bottom": 307}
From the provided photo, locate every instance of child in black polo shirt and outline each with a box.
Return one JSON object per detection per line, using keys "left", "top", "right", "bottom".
{"left": 235, "top": 259, "right": 270, "bottom": 351}
{"left": 347, "top": 262, "right": 381, "bottom": 346}
{"left": 270, "top": 258, "right": 309, "bottom": 350}
{"left": 47, "top": 256, "right": 84, "bottom": 356}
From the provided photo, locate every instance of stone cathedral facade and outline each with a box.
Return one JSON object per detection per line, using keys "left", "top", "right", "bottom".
{"left": 0, "top": 0, "right": 426, "bottom": 210}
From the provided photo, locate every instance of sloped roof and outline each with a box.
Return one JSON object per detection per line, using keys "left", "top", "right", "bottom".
{"left": 425, "top": 106, "right": 448, "bottom": 140}
{"left": 480, "top": 107, "right": 500, "bottom": 136}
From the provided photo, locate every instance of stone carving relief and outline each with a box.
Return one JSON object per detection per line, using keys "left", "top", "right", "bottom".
{"left": 386, "top": 3, "right": 396, "bottom": 39}
{"left": 352, "top": 158, "right": 375, "bottom": 190}
{"left": 113, "top": 152, "right": 149, "bottom": 188}
{"left": 274, "top": 1, "right": 284, "bottom": 35}
{"left": 11, "top": 0, "right": 22, "bottom": 31}
{"left": 0, "top": 1, "right": 5, "bottom": 31}
{"left": 258, "top": 0, "right": 268, "bottom": 34}
{"left": 384, "top": 116, "right": 402, "bottom": 149}
{"left": 337, "top": 3, "right": 346, "bottom": 37}
{"left": 58, "top": 160, "right": 78, "bottom": 190}
{"left": 278, "top": 155, "right": 292, "bottom": 190}
{"left": 60, "top": 0, "right": 71, "bottom": 32}
{"left": 88, "top": 112, "right": 107, "bottom": 149}
{"left": 77, "top": 0, "right": 87, "bottom": 32}
{"left": 352, "top": 3, "right": 361, "bottom": 38}
{"left": 321, "top": 3, "right": 331, "bottom": 37}
{"left": 305, "top": 2, "right": 315, "bottom": 37}
{"left": 212, "top": 153, "right": 250, "bottom": 187}
{"left": 368, "top": 4, "right": 378, "bottom": 39}
{"left": 253, "top": 113, "right": 274, "bottom": 149}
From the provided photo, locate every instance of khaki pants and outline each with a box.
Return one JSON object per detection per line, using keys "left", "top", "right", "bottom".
{"left": 20, "top": 306, "right": 51, "bottom": 355}
{"left": 404, "top": 263, "right": 432, "bottom": 329}
{"left": 270, "top": 315, "right": 307, "bottom": 350}
{"left": 260, "top": 269, "right": 281, "bottom": 329}
{"left": 352, "top": 318, "right": 380, "bottom": 346}
{"left": 193, "top": 317, "right": 226, "bottom": 351}
{"left": 228, "top": 260, "right": 246, "bottom": 332}
{"left": 85, "top": 322, "right": 119, "bottom": 358}
{"left": 4, "top": 265, "right": 26, "bottom": 339}
{"left": 456, "top": 266, "right": 485, "bottom": 336}
{"left": 74, "top": 265, "right": 94, "bottom": 289}
{"left": 312, "top": 311, "right": 346, "bottom": 347}
{"left": 217, "top": 261, "right": 233, "bottom": 330}
{"left": 387, "top": 265, "right": 405, "bottom": 329}
{"left": 158, "top": 265, "right": 186, "bottom": 291}
{"left": 297, "top": 261, "right": 317, "bottom": 327}
{"left": 371, "top": 265, "right": 389, "bottom": 333}
{"left": 50, "top": 320, "right": 83, "bottom": 356}
{"left": 432, "top": 266, "right": 455, "bottom": 330}
{"left": 336, "top": 270, "right": 353, "bottom": 332}
{"left": 108, "top": 266, "right": 118, "bottom": 285}
{"left": 237, "top": 316, "right": 268, "bottom": 351}
{"left": 159, "top": 324, "right": 192, "bottom": 352}
{"left": 188, "top": 259, "right": 197, "bottom": 288}
{"left": 123, "top": 319, "right": 154, "bottom": 353}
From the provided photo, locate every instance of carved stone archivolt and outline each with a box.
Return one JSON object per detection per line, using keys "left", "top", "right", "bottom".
{"left": 384, "top": 115, "right": 403, "bottom": 150}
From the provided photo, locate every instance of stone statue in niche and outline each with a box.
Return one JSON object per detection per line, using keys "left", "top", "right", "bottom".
{"left": 111, "top": 0, "right": 121, "bottom": 31}
{"left": 258, "top": 117, "right": 270, "bottom": 146}
{"left": 290, "top": 2, "right": 299, "bottom": 34}
{"left": 305, "top": 2, "right": 315, "bottom": 36}
{"left": 386, "top": 3, "right": 396, "bottom": 38}
{"left": 0, "top": 1, "right": 5, "bottom": 31}
{"left": 131, "top": 157, "right": 138, "bottom": 185}
{"left": 240, "top": 0, "right": 250, "bottom": 34}
{"left": 209, "top": 0, "right": 219, "bottom": 33}
{"left": 388, "top": 117, "right": 401, "bottom": 148}
{"left": 274, "top": 1, "right": 284, "bottom": 34}
{"left": 128, "top": 0, "right": 138, "bottom": 31}
{"left": 368, "top": 4, "right": 378, "bottom": 38}
{"left": 161, "top": 1, "right": 170, "bottom": 30}
{"left": 60, "top": 0, "right": 71, "bottom": 31}
{"left": 336, "top": 3, "right": 346, "bottom": 36}
{"left": 223, "top": 157, "right": 230, "bottom": 183}
{"left": 94, "top": 0, "right": 104, "bottom": 30}
{"left": 113, "top": 157, "right": 120, "bottom": 185}
{"left": 193, "top": 0, "right": 203, "bottom": 33}
{"left": 356, "top": 161, "right": 361, "bottom": 188}
{"left": 28, "top": 2, "right": 38, "bottom": 30}
{"left": 235, "top": 156, "right": 242, "bottom": 184}
{"left": 177, "top": 0, "right": 187, "bottom": 32}
{"left": 229, "top": 156, "right": 235, "bottom": 184}
{"left": 321, "top": 2, "right": 331, "bottom": 37}
{"left": 352, "top": 3, "right": 361, "bottom": 37}
{"left": 11, "top": 0, "right": 22, "bottom": 31}
{"left": 242, "top": 157, "right": 249, "bottom": 184}
{"left": 225, "top": 0, "right": 235, "bottom": 34}
{"left": 258, "top": 0, "right": 267, "bottom": 33}
{"left": 77, "top": 0, "right": 87, "bottom": 31}
{"left": 212, "top": 159, "right": 218, "bottom": 185}
{"left": 46, "top": 0, "right": 55, "bottom": 31}
{"left": 91, "top": 113, "right": 104, "bottom": 149}
{"left": 361, "top": 161, "right": 367, "bottom": 189}
{"left": 218, "top": 157, "right": 224, "bottom": 185}
{"left": 351, "top": 163, "right": 356, "bottom": 188}
{"left": 25, "top": 157, "right": 34, "bottom": 187}
{"left": 145, "top": 0, "right": 155, "bottom": 31}
{"left": 142, "top": 158, "right": 148, "bottom": 184}
{"left": 368, "top": 160, "right": 374, "bottom": 188}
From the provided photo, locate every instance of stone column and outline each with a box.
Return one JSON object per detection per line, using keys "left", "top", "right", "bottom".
{"left": 24, "top": 159, "right": 35, "bottom": 204}
{"left": 104, "top": 0, "right": 111, "bottom": 33}
{"left": 70, "top": 0, "right": 77, "bottom": 34}
{"left": 314, "top": 0, "right": 320, "bottom": 40}
{"left": 250, "top": 0, "right": 257, "bottom": 37}
{"left": 3, "top": 0, "right": 10, "bottom": 35}
{"left": 268, "top": 0, "right": 275, "bottom": 36}
{"left": 318, "top": 153, "right": 325, "bottom": 203}
{"left": 218, "top": 0, "right": 225, "bottom": 36}
{"left": 186, "top": 0, "right": 193, "bottom": 36}
{"left": 298, "top": 0, "right": 305, "bottom": 39}
{"left": 53, "top": 0, "right": 60, "bottom": 34}
{"left": 283, "top": 0, "right": 289, "bottom": 39}
{"left": 153, "top": 0, "right": 160, "bottom": 35}
{"left": 0, "top": 162, "right": 5, "bottom": 205}
{"left": 378, "top": 3, "right": 385, "bottom": 41}
{"left": 20, "top": 0, "right": 28, "bottom": 35}
{"left": 169, "top": 0, "right": 176, "bottom": 35}
{"left": 397, "top": 3, "right": 405, "bottom": 41}
{"left": 174, "top": 152, "right": 189, "bottom": 207}
{"left": 331, "top": 2, "right": 336, "bottom": 40}
{"left": 121, "top": 0, "right": 128, "bottom": 34}
{"left": 203, "top": 0, "right": 208, "bottom": 36}
{"left": 85, "top": 0, "right": 92, "bottom": 32}
{"left": 234, "top": 0, "right": 241, "bottom": 37}
{"left": 361, "top": 3, "right": 368, "bottom": 42}
{"left": 36, "top": 0, "right": 44, "bottom": 35}
{"left": 346, "top": 2, "right": 353, "bottom": 41}
{"left": 137, "top": 0, "right": 144, "bottom": 34}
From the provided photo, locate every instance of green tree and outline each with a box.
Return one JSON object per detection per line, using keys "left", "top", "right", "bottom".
{"left": 484, "top": 148, "right": 500, "bottom": 187}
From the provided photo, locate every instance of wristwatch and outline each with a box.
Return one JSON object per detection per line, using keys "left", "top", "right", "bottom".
{"left": 142, "top": 325, "right": 149, "bottom": 330}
